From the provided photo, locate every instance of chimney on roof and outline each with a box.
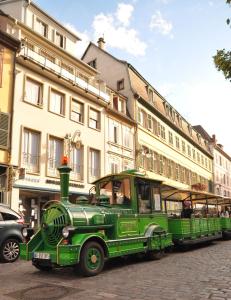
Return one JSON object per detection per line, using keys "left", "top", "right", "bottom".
{"left": 211, "top": 134, "right": 217, "bottom": 144}
{"left": 97, "top": 37, "right": 105, "bottom": 50}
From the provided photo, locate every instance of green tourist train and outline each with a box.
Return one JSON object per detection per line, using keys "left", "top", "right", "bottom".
{"left": 20, "top": 159, "right": 231, "bottom": 276}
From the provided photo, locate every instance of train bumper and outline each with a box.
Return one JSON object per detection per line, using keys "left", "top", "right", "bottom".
{"left": 20, "top": 241, "right": 81, "bottom": 267}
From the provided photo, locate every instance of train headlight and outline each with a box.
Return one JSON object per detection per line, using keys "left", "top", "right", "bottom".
{"left": 62, "top": 227, "right": 70, "bottom": 238}
{"left": 62, "top": 226, "right": 75, "bottom": 239}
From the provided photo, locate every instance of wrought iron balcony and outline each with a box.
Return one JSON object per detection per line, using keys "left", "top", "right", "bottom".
{"left": 19, "top": 40, "right": 110, "bottom": 103}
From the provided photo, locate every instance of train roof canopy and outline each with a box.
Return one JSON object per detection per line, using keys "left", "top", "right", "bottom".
{"left": 161, "top": 185, "right": 224, "bottom": 204}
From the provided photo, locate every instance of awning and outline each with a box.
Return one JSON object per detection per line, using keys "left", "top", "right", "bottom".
{"left": 161, "top": 184, "right": 223, "bottom": 204}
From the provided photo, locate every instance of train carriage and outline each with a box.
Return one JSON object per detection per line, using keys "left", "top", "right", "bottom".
{"left": 162, "top": 186, "right": 223, "bottom": 245}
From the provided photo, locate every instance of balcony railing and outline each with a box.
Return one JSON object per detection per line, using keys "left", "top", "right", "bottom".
{"left": 20, "top": 40, "right": 110, "bottom": 103}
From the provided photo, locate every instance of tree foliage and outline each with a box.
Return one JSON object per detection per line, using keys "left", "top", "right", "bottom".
{"left": 213, "top": 0, "right": 231, "bottom": 80}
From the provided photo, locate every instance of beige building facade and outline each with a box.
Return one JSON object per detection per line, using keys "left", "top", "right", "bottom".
{"left": 0, "top": 1, "right": 110, "bottom": 226}
{"left": 0, "top": 28, "right": 20, "bottom": 204}
{"left": 105, "top": 89, "right": 135, "bottom": 175}
{"left": 194, "top": 126, "right": 231, "bottom": 197}
{"left": 82, "top": 41, "right": 213, "bottom": 193}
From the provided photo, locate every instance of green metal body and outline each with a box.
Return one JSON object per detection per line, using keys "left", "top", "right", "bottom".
{"left": 20, "top": 170, "right": 172, "bottom": 268}
{"left": 168, "top": 216, "right": 222, "bottom": 244}
{"left": 220, "top": 217, "right": 231, "bottom": 234}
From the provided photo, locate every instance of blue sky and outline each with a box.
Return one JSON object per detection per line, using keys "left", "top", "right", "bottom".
{"left": 35, "top": 0, "right": 231, "bottom": 154}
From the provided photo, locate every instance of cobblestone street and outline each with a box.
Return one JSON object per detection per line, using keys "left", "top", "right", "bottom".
{"left": 0, "top": 240, "right": 231, "bottom": 300}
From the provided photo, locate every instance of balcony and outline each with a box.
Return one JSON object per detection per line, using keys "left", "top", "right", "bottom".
{"left": 19, "top": 40, "right": 110, "bottom": 103}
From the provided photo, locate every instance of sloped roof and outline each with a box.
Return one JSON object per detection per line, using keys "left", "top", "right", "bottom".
{"left": 193, "top": 125, "right": 212, "bottom": 142}
{"left": 127, "top": 65, "right": 212, "bottom": 156}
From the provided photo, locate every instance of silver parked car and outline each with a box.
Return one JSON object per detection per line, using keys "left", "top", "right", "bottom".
{"left": 0, "top": 204, "right": 24, "bottom": 263}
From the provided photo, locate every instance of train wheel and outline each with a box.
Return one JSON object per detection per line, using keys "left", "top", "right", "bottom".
{"left": 79, "top": 241, "right": 104, "bottom": 276}
{"left": 145, "top": 249, "right": 164, "bottom": 260}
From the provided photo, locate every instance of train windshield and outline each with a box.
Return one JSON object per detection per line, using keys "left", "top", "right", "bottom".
{"left": 99, "top": 178, "right": 131, "bottom": 206}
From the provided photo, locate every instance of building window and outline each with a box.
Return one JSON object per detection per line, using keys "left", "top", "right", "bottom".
{"left": 71, "top": 99, "right": 84, "bottom": 123}
{"left": 22, "top": 129, "right": 40, "bottom": 173}
{"left": 88, "top": 59, "right": 97, "bottom": 69}
{"left": 160, "top": 125, "right": 166, "bottom": 140}
{"left": 89, "top": 108, "right": 100, "bottom": 130}
{"left": 123, "top": 126, "right": 131, "bottom": 148}
{"left": 50, "top": 89, "right": 65, "bottom": 115}
{"left": 89, "top": 148, "right": 100, "bottom": 179}
{"left": 48, "top": 136, "right": 63, "bottom": 176}
{"left": 219, "top": 156, "right": 222, "bottom": 166}
{"left": 109, "top": 120, "right": 119, "bottom": 144}
{"left": 109, "top": 157, "right": 120, "bottom": 174}
{"left": 70, "top": 147, "right": 83, "bottom": 180}
{"left": 192, "top": 149, "right": 196, "bottom": 160}
{"left": 182, "top": 140, "right": 186, "bottom": 153}
{"left": 37, "top": 19, "right": 48, "bottom": 37}
{"left": 117, "top": 79, "right": 124, "bottom": 91}
{"left": 197, "top": 152, "right": 200, "bottom": 163}
{"left": 138, "top": 108, "right": 147, "bottom": 128}
{"left": 147, "top": 115, "right": 153, "bottom": 131}
{"left": 113, "top": 96, "right": 125, "bottom": 113}
{"left": 25, "top": 78, "right": 43, "bottom": 106}
{"left": 175, "top": 136, "right": 180, "bottom": 149}
{"left": 187, "top": 145, "right": 191, "bottom": 157}
{"left": 168, "top": 131, "right": 173, "bottom": 145}
{"left": 55, "top": 32, "right": 64, "bottom": 48}
{"left": 0, "top": 112, "right": 10, "bottom": 149}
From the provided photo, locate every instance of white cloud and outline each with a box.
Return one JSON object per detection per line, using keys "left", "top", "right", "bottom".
{"left": 64, "top": 23, "right": 90, "bottom": 58}
{"left": 92, "top": 5, "right": 147, "bottom": 56}
{"left": 150, "top": 11, "right": 173, "bottom": 36}
{"left": 116, "top": 3, "right": 134, "bottom": 27}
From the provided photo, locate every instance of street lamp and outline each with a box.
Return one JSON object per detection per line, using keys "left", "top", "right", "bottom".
{"left": 64, "top": 130, "right": 82, "bottom": 163}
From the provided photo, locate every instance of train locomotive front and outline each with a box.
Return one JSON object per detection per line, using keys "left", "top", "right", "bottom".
{"left": 20, "top": 160, "right": 110, "bottom": 276}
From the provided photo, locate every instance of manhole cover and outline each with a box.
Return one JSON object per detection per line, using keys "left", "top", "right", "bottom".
{"left": 6, "top": 284, "right": 83, "bottom": 300}
{"left": 22, "top": 285, "right": 68, "bottom": 299}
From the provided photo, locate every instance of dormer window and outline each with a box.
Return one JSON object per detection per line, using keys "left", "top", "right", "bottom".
{"left": 36, "top": 19, "right": 48, "bottom": 38}
{"left": 148, "top": 88, "right": 154, "bottom": 103}
{"left": 88, "top": 59, "right": 97, "bottom": 69}
{"left": 165, "top": 103, "right": 169, "bottom": 116}
{"left": 55, "top": 32, "right": 64, "bottom": 48}
{"left": 176, "top": 114, "right": 182, "bottom": 128}
{"left": 188, "top": 125, "right": 192, "bottom": 136}
{"left": 117, "top": 79, "right": 124, "bottom": 91}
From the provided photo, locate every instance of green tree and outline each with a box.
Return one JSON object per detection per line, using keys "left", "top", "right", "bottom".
{"left": 213, "top": 0, "right": 231, "bottom": 80}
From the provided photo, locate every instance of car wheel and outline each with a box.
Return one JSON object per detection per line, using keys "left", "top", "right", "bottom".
{"left": 0, "top": 239, "right": 20, "bottom": 263}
